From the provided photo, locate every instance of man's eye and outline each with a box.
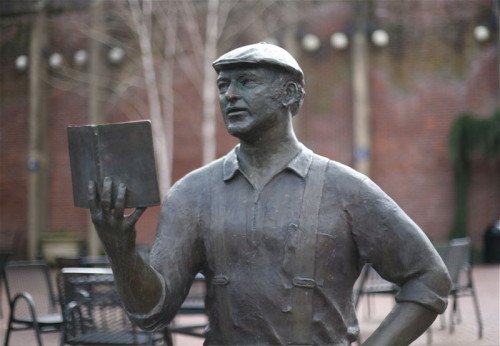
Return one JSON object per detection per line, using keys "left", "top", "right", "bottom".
{"left": 218, "top": 83, "right": 228, "bottom": 93}
{"left": 241, "top": 78, "right": 256, "bottom": 87}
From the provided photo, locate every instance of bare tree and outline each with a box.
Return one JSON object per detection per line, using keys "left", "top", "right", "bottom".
{"left": 128, "top": 0, "right": 174, "bottom": 194}
{"left": 49, "top": 0, "right": 318, "bottom": 192}
{"left": 202, "top": 0, "right": 220, "bottom": 165}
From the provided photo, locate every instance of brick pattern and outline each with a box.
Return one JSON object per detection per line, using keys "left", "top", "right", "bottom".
{"left": 0, "top": 1, "right": 498, "bottom": 257}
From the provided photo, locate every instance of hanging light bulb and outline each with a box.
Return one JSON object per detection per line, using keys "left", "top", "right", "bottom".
{"left": 49, "top": 53, "right": 64, "bottom": 69}
{"left": 371, "top": 29, "right": 389, "bottom": 47}
{"left": 15, "top": 55, "right": 29, "bottom": 71}
{"left": 473, "top": 25, "right": 490, "bottom": 42}
{"left": 330, "top": 32, "right": 349, "bottom": 50}
{"left": 108, "top": 47, "right": 125, "bottom": 64}
{"left": 301, "top": 34, "right": 321, "bottom": 52}
{"left": 73, "top": 49, "right": 88, "bottom": 67}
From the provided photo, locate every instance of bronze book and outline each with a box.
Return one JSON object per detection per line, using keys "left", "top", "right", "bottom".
{"left": 67, "top": 120, "right": 161, "bottom": 209}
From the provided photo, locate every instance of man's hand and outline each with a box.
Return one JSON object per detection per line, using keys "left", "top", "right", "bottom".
{"left": 88, "top": 177, "right": 146, "bottom": 257}
{"left": 87, "top": 177, "right": 163, "bottom": 314}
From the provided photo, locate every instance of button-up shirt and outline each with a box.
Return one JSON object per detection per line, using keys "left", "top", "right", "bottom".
{"left": 129, "top": 144, "right": 450, "bottom": 345}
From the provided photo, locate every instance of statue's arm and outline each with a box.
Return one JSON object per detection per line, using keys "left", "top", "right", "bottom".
{"left": 362, "top": 302, "right": 437, "bottom": 345}
{"left": 88, "top": 177, "right": 162, "bottom": 314}
{"left": 348, "top": 177, "right": 451, "bottom": 345}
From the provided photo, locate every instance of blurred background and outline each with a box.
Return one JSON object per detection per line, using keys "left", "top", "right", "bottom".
{"left": 0, "top": 0, "right": 498, "bottom": 262}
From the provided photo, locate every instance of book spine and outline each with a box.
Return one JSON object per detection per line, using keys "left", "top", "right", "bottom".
{"left": 91, "top": 125, "right": 104, "bottom": 204}
{"left": 93, "top": 125, "right": 103, "bottom": 182}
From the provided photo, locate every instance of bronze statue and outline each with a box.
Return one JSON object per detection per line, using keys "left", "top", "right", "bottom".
{"left": 88, "top": 43, "right": 451, "bottom": 345}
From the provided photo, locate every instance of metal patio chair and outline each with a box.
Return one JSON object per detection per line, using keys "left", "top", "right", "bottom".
{"left": 57, "top": 267, "right": 164, "bottom": 345}
{"left": 435, "top": 237, "right": 483, "bottom": 339}
{"left": 3, "top": 260, "right": 63, "bottom": 346}
{"left": 353, "top": 264, "right": 433, "bottom": 345}
{"left": 353, "top": 264, "right": 399, "bottom": 317}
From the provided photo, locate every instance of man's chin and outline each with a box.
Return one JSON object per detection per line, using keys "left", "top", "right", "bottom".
{"left": 227, "top": 125, "right": 250, "bottom": 139}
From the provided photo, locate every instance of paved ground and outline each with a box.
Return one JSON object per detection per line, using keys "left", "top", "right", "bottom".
{"left": 1, "top": 264, "right": 498, "bottom": 345}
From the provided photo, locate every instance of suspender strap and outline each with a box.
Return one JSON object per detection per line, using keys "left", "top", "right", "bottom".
{"left": 210, "top": 168, "right": 235, "bottom": 344}
{"left": 292, "top": 155, "right": 329, "bottom": 344}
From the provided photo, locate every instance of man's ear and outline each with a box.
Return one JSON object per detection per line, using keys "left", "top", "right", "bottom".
{"left": 282, "top": 81, "right": 299, "bottom": 108}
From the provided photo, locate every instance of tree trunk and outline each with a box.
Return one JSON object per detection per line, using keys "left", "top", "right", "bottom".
{"left": 202, "top": 0, "right": 220, "bottom": 165}
{"left": 129, "top": 0, "right": 170, "bottom": 196}
{"left": 27, "top": 5, "right": 49, "bottom": 260}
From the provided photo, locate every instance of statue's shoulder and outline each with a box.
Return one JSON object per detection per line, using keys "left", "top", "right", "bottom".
{"left": 310, "top": 152, "right": 365, "bottom": 182}
{"left": 185, "top": 156, "right": 225, "bottom": 181}
{"left": 319, "top": 155, "right": 388, "bottom": 202}
{"left": 310, "top": 153, "right": 368, "bottom": 196}
{"left": 170, "top": 155, "right": 225, "bottom": 193}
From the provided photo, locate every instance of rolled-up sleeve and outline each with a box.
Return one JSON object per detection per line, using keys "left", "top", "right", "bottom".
{"left": 126, "top": 267, "right": 168, "bottom": 329}
{"left": 348, "top": 177, "right": 451, "bottom": 314}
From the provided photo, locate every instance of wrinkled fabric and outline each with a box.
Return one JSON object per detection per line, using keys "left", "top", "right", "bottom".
{"left": 128, "top": 144, "right": 450, "bottom": 345}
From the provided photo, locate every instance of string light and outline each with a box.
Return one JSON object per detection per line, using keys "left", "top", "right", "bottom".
{"left": 473, "top": 25, "right": 490, "bottom": 42}
{"left": 301, "top": 34, "right": 321, "bottom": 52}
{"left": 330, "top": 32, "right": 349, "bottom": 50}
{"left": 15, "top": 55, "right": 29, "bottom": 71}
{"left": 48, "top": 53, "right": 64, "bottom": 69}
{"left": 108, "top": 47, "right": 125, "bottom": 64}
{"left": 371, "top": 29, "right": 389, "bottom": 47}
{"left": 73, "top": 49, "right": 88, "bottom": 67}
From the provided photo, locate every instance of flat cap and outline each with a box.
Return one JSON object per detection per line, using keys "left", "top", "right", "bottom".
{"left": 213, "top": 42, "right": 303, "bottom": 81}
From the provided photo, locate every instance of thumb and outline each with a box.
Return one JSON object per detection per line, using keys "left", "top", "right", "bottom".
{"left": 127, "top": 207, "right": 147, "bottom": 226}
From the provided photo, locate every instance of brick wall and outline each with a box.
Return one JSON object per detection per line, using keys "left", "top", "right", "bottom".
{"left": 0, "top": 0, "right": 498, "bottom": 257}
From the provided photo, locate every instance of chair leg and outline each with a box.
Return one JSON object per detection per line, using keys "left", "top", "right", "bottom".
{"left": 365, "top": 294, "right": 372, "bottom": 318}
{"left": 4, "top": 326, "right": 12, "bottom": 346}
{"left": 455, "top": 298, "right": 462, "bottom": 324}
{"left": 59, "top": 326, "right": 66, "bottom": 346}
{"left": 449, "top": 294, "right": 457, "bottom": 334}
{"left": 439, "top": 310, "right": 446, "bottom": 329}
{"left": 0, "top": 280, "right": 3, "bottom": 318}
{"left": 471, "top": 288, "right": 483, "bottom": 338}
{"left": 4, "top": 311, "right": 14, "bottom": 346}
{"left": 164, "top": 327, "right": 174, "bottom": 346}
{"left": 425, "top": 325, "right": 432, "bottom": 345}
{"left": 32, "top": 321, "right": 44, "bottom": 346}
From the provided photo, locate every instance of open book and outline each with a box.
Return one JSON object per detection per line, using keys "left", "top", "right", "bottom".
{"left": 67, "top": 120, "right": 161, "bottom": 209}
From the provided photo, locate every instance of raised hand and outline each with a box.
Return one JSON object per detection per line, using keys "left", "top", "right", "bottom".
{"left": 88, "top": 177, "right": 146, "bottom": 256}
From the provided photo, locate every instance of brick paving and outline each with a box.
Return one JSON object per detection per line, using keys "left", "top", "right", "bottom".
{"left": 1, "top": 265, "right": 498, "bottom": 345}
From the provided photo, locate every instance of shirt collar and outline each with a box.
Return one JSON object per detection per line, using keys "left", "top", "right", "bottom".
{"left": 223, "top": 144, "right": 313, "bottom": 181}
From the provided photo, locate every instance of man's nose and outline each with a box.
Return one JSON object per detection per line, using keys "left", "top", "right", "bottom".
{"left": 224, "top": 83, "right": 240, "bottom": 101}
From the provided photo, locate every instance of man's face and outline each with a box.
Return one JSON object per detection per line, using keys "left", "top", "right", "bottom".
{"left": 216, "top": 66, "right": 286, "bottom": 141}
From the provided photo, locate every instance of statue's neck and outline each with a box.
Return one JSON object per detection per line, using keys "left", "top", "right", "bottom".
{"left": 237, "top": 134, "right": 301, "bottom": 191}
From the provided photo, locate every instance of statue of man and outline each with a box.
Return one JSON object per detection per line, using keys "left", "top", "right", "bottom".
{"left": 89, "top": 43, "right": 451, "bottom": 345}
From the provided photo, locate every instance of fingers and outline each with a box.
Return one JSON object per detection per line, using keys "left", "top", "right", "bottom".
{"left": 128, "top": 207, "right": 147, "bottom": 225}
{"left": 101, "top": 177, "right": 113, "bottom": 211}
{"left": 114, "top": 183, "right": 127, "bottom": 219}
{"left": 88, "top": 180, "right": 99, "bottom": 214}
{"left": 87, "top": 177, "right": 144, "bottom": 229}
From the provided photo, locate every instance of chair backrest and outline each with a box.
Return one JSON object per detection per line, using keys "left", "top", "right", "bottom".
{"left": 4, "top": 260, "right": 59, "bottom": 319}
{"left": 353, "top": 264, "right": 399, "bottom": 308}
{"left": 57, "top": 267, "right": 156, "bottom": 345}
{"left": 436, "top": 237, "right": 471, "bottom": 287}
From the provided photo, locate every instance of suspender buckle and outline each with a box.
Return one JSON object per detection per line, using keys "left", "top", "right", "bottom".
{"left": 212, "top": 275, "right": 230, "bottom": 286}
{"left": 292, "top": 277, "right": 316, "bottom": 288}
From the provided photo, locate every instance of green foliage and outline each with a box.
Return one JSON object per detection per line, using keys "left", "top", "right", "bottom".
{"left": 449, "top": 109, "right": 500, "bottom": 239}
{"left": 40, "top": 229, "right": 81, "bottom": 241}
